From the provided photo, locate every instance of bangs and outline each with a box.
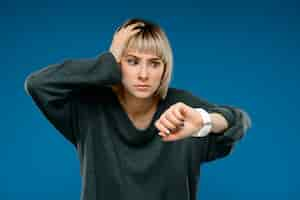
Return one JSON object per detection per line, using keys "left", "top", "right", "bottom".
{"left": 125, "top": 30, "right": 166, "bottom": 63}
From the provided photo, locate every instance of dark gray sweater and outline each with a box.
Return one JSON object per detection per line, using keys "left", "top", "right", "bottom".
{"left": 24, "top": 51, "right": 251, "bottom": 200}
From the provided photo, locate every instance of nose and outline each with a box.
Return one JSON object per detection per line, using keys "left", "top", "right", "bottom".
{"left": 138, "top": 64, "right": 149, "bottom": 80}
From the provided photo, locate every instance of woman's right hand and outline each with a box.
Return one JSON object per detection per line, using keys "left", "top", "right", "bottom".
{"left": 109, "top": 22, "right": 145, "bottom": 63}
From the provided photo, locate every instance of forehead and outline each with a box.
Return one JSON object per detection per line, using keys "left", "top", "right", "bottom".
{"left": 123, "top": 49, "right": 161, "bottom": 60}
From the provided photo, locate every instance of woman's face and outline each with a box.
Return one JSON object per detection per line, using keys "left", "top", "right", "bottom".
{"left": 119, "top": 49, "right": 165, "bottom": 99}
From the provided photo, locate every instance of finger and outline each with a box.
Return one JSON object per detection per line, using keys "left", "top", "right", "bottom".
{"left": 166, "top": 109, "right": 184, "bottom": 126}
{"left": 128, "top": 22, "right": 145, "bottom": 29}
{"left": 128, "top": 28, "right": 141, "bottom": 36}
{"left": 160, "top": 116, "right": 177, "bottom": 133}
{"left": 162, "top": 134, "right": 182, "bottom": 142}
{"left": 155, "top": 120, "right": 171, "bottom": 135}
{"left": 158, "top": 131, "right": 168, "bottom": 137}
{"left": 173, "top": 106, "right": 185, "bottom": 121}
{"left": 119, "top": 27, "right": 142, "bottom": 39}
{"left": 124, "top": 23, "right": 144, "bottom": 32}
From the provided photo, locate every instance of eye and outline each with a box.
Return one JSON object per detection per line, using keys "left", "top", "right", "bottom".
{"left": 127, "top": 59, "right": 138, "bottom": 65}
{"left": 150, "top": 62, "right": 161, "bottom": 68}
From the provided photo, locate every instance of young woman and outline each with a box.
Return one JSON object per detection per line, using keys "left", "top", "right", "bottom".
{"left": 25, "top": 18, "right": 251, "bottom": 200}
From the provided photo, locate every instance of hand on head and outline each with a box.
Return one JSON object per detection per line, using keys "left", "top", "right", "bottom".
{"left": 109, "top": 22, "right": 145, "bottom": 63}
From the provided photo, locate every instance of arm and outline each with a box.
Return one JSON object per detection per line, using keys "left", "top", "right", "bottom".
{"left": 203, "top": 105, "right": 251, "bottom": 162}
{"left": 187, "top": 104, "right": 251, "bottom": 189}
{"left": 178, "top": 90, "right": 251, "bottom": 163}
{"left": 24, "top": 52, "right": 122, "bottom": 147}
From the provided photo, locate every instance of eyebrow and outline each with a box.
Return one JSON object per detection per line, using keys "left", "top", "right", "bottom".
{"left": 125, "top": 54, "right": 162, "bottom": 61}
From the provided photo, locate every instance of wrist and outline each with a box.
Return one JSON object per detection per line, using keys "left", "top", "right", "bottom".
{"left": 209, "top": 113, "right": 229, "bottom": 133}
{"left": 191, "top": 108, "right": 212, "bottom": 137}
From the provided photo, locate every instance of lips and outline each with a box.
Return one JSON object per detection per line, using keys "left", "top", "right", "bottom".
{"left": 135, "top": 84, "right": 150, "bottom": 87}
{"left": 134, "top": 85, "right": 150, "bottom": 91}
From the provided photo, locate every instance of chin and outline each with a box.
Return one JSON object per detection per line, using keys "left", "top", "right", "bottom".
{"left": 131, "top": 90, "right": 154, "bottom": 99}
{"left": 134, "top": 92, "right": 153, "bottom": 99}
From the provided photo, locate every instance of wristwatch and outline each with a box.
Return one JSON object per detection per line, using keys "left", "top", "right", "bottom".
{"left": 191, "top": 108, "right": 212, "bottom": 137}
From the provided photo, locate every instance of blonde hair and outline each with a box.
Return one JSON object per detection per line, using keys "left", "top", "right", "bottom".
{"left": 114, "top": 18, "right": 173, "bottom": 100}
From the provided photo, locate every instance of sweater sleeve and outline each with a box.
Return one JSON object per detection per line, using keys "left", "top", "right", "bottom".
{"left": 180, "top": 90, "right": 251, "bottom": 164}
{"left": 24, "top": 52, "right": 122, "bottom": 148}
{"left": 202, "top": 105, "right": 251, "bottom": 162}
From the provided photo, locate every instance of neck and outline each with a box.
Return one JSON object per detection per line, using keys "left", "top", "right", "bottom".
{"left": 117, "top": 88, "right": 160, "bottom": 118}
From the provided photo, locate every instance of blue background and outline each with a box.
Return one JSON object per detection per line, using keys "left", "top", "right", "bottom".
{"left": 1, "top": 0, "right": 299, "bottom": 199}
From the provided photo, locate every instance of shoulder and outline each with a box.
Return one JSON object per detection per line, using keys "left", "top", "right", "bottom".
{"left": 74, "top": 86, "right": 113, "bottom": 105}
{"left": 62, "top": 56, "right": 97, "bottom": 66}
{"left": 166, "top": 87, "right": 216, "bottom": 108}
{"left": 167, "top": 87, "right": 194, "bottom": 99}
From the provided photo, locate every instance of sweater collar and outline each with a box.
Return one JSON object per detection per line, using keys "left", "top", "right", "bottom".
{"left": 110, "top": 89, "right": 167, "bottom": 146}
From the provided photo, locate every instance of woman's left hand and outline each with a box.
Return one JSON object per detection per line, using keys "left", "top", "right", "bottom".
{"left": 155, "top": 102, "right": 204, "bottom": 142}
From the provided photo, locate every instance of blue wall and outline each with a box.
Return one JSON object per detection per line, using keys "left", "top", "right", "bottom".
{"left": 1, "top": 0, "right": 299, "bottom": 199}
